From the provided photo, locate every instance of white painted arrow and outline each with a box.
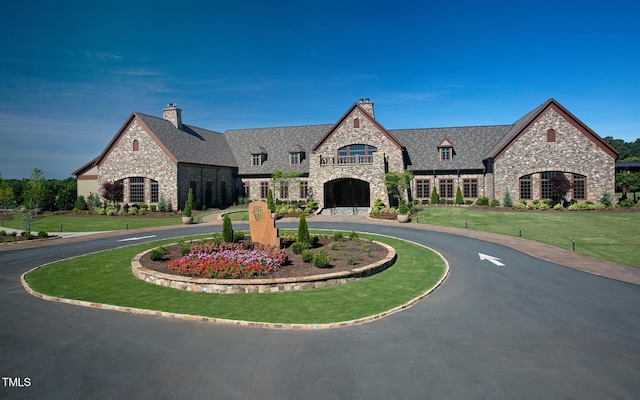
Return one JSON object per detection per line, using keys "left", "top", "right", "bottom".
{"left": 117, "top": 235, "right": 157, "bottom": 242}
{"left": 479, "top": 253, "right": 505, "bottom": 267}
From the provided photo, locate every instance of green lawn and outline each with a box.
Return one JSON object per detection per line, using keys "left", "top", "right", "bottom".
{"left": 1, "top": 214, "right": 183, "bottom": 232}
{"left": 417, "top": 207, "right": 640, "bottom": 267}
{"left": 24, "top": 232, "right": 446, "bottom": 325}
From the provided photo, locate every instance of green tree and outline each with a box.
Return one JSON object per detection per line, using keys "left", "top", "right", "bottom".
{"left": 183, "top": 188, "right": 194, "bottom": 217}
{"left": 222, "top": 213, "right": 234, "bottom": 243}
{"left": 455, "top": 186, "right": 463, "bottom": 205}
{"left": 384, "top": 169, "right": 413, "bottom": 205}
{"left": 616, "top": 170, "right": 640, "bottom": 201}
{"left": 503, "top": 187, "right": 513, "bottom": 208}
{"left": 0, "top": 172, "right": 15, "bottom": 209}
{"left": 271, "top": 170, "right": 302, "bottom": 203}
{"left": 25, "top": 168, "right": 45, "bottom": 211}
{"left": 430, "top": 186, "right": 439, "bottom": 205}
{"left": 297, "top": 214, "right": 310, "bottom": 245}
{"left": 267, "top": 189, "right": 275, "bottom": 212}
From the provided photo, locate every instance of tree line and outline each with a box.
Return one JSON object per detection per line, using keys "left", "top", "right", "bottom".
{"left": 0, "top": 168, "right": 76, "bottom": 212}
{"left": 604, "top": 136, "right": 640, "bottom": 161}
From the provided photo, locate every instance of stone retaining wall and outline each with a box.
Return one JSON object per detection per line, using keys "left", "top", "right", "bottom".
{"left": 132, "top": 241, "right": 396, "bottom": 294}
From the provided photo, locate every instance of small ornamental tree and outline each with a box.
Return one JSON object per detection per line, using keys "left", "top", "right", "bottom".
{"left": 101, "top": 181, "right": 123, "bottom": 206}
{"left": 184, "top": 188, "right": 194, "bottom": 217}
{"left": 267, "top": 189, "right": 275, "bottom": 212}
{"left": 222, "top": 213, "right": 234, "bottom": 243}
{"left": 549, "top": 172, "right": 571, "bottom": 205}
{"left": 503, "top": 187, "right": 513, "bottom": 208}
{"left": 455, "top": 186, "right": 463, "bottom": 205}
{"left": 430, "top": 186, "right": 439, "bottom": 205}
{"left": 297, "top": 214, "right": 310, "bottom": 245}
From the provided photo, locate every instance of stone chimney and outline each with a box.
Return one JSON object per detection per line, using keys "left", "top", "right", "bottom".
{"left": 163, "top": 103, "right": 182, "bottom": 130}
{"left": 358, "top": 98, "right": 374, "bottom": 118}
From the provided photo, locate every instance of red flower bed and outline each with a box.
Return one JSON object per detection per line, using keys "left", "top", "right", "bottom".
{"left": 167, "top": 242, "right": 287, "bottom": 279}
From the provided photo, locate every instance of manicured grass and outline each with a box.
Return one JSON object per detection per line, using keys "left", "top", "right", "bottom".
{"left": 417, "top": 207, "right": 640, "bottom": 267}
{"left": 24, "top": 232, "right": 446, "bottom": 325}
{"left": 1, "top": 214, "right": 184, "bottom": 232}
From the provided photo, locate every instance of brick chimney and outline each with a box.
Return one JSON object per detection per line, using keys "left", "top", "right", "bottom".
{"left": 358, "top": 98, "right": 374, "bottom": 118}
{"left": 163, "top": 103, "right": 182, "bottom": 130}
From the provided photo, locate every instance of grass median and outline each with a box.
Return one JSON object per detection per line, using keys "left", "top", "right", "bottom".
{"left": 24, "top": 232, "right": 446, "bottom": 325}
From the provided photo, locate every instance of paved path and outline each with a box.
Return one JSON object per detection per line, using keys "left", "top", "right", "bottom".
{"left": 2, "top": 218, "right": 639, "bottom": 399}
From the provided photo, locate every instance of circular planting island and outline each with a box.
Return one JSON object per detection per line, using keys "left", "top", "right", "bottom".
{"left": 132, "top": 236, "right": 396, "bottom": 294}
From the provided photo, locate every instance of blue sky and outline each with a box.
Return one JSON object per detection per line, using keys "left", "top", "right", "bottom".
{"left": 1, "top": 0, "right": 638, "bottom": 179}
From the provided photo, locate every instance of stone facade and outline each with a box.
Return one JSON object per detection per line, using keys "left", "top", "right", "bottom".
{"left": 76, "top": 98, "right": 617, "bottom": 212}
{"left": 98, "top": 119, "right": 178, "bottom": 208}
{"left": 310, "top": 106, "right": 404, "bottom": 209}
{"left": 493, "top": 108, "right": 615, "bottom": 201}
{"left": 177, "top": 165, "right": 235, "bottom": 210}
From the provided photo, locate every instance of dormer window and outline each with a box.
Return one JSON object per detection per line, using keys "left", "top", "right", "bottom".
{"left": 440, "top": 147, "right": 451, "bottom": 161}
{"left": 251, "top": 153, "right": 262, "bottom": 166}
{"left": 438, "top": 138, "right": 454, "bottom": 162}
{"left": 290, "top": 152, "right": 299, "bottom": 165}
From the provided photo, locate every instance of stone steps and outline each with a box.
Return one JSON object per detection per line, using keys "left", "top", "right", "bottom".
{"left": 319, "top": 207, "right": 369, "bottom": 216}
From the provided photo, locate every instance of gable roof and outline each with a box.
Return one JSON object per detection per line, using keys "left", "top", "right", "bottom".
{"left": 312, "top": 102, "right": 404, "bottom": 151}
{"left": 487, "top": 98, "right": 619, "bottom": 160}
{"left": 94, "top": 112, "right": 237, "bottom": 169}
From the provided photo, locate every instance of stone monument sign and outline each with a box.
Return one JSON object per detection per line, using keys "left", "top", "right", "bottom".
{"left": 248, "top": 201, "right": 280, "bottom": 248}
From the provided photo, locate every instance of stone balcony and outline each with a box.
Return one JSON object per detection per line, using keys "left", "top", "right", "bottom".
{"left": 319, "top": 155, "right": 374, "bottom": 166}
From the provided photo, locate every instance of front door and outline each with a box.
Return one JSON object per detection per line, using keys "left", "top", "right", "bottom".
{"left": 325, "top": 178, "right": 370, "bottom": 208}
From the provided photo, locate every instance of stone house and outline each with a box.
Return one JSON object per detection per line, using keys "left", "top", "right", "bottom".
{"left": 73, "top": 98, "right": 618, "bottom": 212}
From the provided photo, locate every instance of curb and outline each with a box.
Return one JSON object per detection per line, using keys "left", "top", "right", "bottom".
{"left": 21, "top": 235, "right": 449, "bottom": 330}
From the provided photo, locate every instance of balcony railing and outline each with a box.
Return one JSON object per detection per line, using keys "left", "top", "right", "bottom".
{"left": 320, "top": 155, "right": 374, "bottom": 165}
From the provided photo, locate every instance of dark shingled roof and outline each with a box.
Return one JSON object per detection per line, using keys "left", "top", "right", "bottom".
{"left": 224, "top": 124, "right": 333, "bottom": 175}
{"left": 391, "top": 125, "right": 512, "bottom": 171}
{"left": 136, "top": 113, "right": 237, "bottom": 167}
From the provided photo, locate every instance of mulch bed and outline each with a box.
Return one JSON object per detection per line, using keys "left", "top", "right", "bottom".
{"left": 139, "top": 236, "right": 389, "bottom": 280}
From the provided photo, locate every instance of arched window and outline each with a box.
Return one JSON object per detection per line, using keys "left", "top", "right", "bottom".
{"left": 133, "top": 139, "right": 139, "bottom": 151}
{"left": 337, "top": 144, "right": 377, "bottom": 164}
{"left": 353, "top": 118, "right": 360, "bottom": 128}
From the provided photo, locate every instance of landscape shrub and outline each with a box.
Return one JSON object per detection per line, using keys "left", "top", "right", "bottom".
{"left": 128, "top": 206, "right": 138, "bottom": 216}
{"left": 490, "top": 199, "right": 500, "bottom": 207}
{"left": 222, "top": 214, "right": 234, "bottom": 242}
{"left": 37, "top": 231, "right": 48, "bottom": 238}
{"left": 329, "top": 241, "right": 340, "bottom": 250}
{"left": 94, "top": 207, "right": 106, "bottom": 215}
{"left": 297, "top": 214, "right": 310, "bottom": 245}
{"left": 138, "top": 207, "right": 147, "bottom": 215}
{"left": 74, "top": 195, "right": 88, "bottom": 212}
{"left": 476, "top": 196, "right": 489, "bottom": 206}
{"left": 178, "top": 240, "right": 192, "bottom": 256}
{"left": 292, "top": 241, "right": 307, "bottom": 254}
{"left": 539, "top": 203, "right": 550, "bottom": 211}
{"left": 233, "top": 231, "right": 245, "bottom": 242}
{"left": 421, "top": 199, "right": 429, "bottom": 205}
{"left": 301, "top": 250, "right": 314, "bottom": 263}
{"left": 430, "top": 186, "right": 439, "bottom": 205}
{"left": 118, "top": 209, "right": 126, "bottom": 216}
{"left": 313, "top": 249, "right": 332, "bottom": 268}
{"left": 455, "top": 187, "right": 464, "bottom": 205}
{"left": 346, "top": 255, "right": 359, "bottom": 265}
{"left": 150, "top": 247, "right": 165, "bottom": 261}
{"left": 503, "top": 188, "right": 513, "bottom": 208}
{"left": 619, "top": 198, "right": 637, "bottom": 208}
{"left": 553, "top": 203, "right": 564, "bottom": 211}
{"left": 150, "top": 204, "right": 157, "bottom": 212}
{"left": 599, "top": 191, "right": 614, "bottom": 208}
{"left": 349, "top": 231, "right": 359, "bottom": 241}
{"left": 0, "top": 230, "right": 6, "bottom": 237}
{"left": 333, "top": 231, "right": 344, "bottom": 242}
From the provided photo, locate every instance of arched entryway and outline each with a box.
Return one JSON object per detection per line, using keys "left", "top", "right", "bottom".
{"left": 324, "top": 178, "right": 370, "bottom": 208}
